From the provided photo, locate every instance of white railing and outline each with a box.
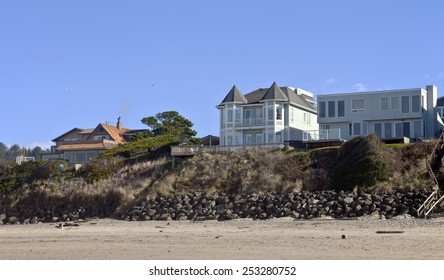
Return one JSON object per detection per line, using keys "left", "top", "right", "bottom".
{"left": 171, "top": 143, "right": 287, "bottom": 156}
{"left": 16, "top": 156, "right": 35, "bottom": 165}
{"left": 303, "top": 129, "right": 342, "bottom": 141}
{"left": 234, "top": 118, "right": 264, "bottom": 127}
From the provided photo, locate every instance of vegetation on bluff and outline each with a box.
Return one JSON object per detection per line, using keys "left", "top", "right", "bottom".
{"left": 0, "top": 134, "right": 436, "bottom": 222}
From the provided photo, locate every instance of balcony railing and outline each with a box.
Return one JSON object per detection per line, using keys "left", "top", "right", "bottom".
{"left": 234, "top": 118, "right": 264, "bottom": 127}
{"left": 303, "top": 129, "right": 342, "bottom": 141}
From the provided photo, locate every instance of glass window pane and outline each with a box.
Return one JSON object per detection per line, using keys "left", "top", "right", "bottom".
{"left": 414, "top": 121, "right": 422, "bottom": 138}
{"left": 319, "top": 102, "right": 326, "bottom": 118}
{"left": 328, "top": 101, "right": 335, "bottom": 117}
{"left": 403, "top": 122, "right": 410, "bottom": 137}
{"left": 381, "top": 97, "right": 389, "bottom": 110}
{"left": 391, "top": 96, "right": 399, "bottom": 109}
{"left": 402, "top": 96, "right": 409, "bottom": 113}
{"left": 276, "top": 108, "right": 282, "bottom": 120}
{"left": 395, "top": 123, "right": 402, "bottom": 137}
{"left": 268, "top": 108, "right": 273, "bottom": 120}
{"left": 384, "top": 123, "right": 392, "bottom": 139}
{"left": 351, "top": 99, "right": 365, "bottom": 112}
{"left": 374, "top": 123, "right": 382, "bottom": 138}
{"left": 412, "top": 95, "right": 420, "bottom": 113}
{"left": 353, "top": 123, "right": 361, "bottom": 135}
{"left": 338, "top": 100, "right": 345, "bottom": 117}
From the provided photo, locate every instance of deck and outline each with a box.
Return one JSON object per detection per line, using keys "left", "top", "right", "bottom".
{"left": 171, "top": 143, "right": 287, "bottom": 156}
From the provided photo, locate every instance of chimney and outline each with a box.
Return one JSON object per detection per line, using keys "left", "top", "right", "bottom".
{"left": 117, "top": 116, "right": 121, "bottom": 130}
{"left": 426, "top": 85, "right": 437, "bottom": 138}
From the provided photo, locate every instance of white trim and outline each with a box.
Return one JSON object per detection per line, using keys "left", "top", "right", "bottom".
{"left": 317, "top": 88, "right": 427, "bottom": 98}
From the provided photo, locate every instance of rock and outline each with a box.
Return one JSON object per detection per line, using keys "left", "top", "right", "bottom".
{"left": 380, "top": 205, "right": 392, "bottom": 212}
{"left": 159, "top": 213, "right": 172, "bottom": 221}
{"left": 343, "top": 197, "right": 353, "bottom": 204}
{"left": 8, "top": 216, "right": 18, "bottom": 224}
{"left": 0, "top": 213, "right": 6, "bottom": 222}
{"left": 341, "top": 234, "right": 346, "bottom": 239}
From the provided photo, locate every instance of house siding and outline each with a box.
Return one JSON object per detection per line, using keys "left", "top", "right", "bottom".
{"left": 317, "top": 86, "right": 439, "bottom": 140}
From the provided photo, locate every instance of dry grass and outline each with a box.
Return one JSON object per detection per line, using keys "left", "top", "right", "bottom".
{"left": 1, "top": 140, "right": 436, "bottom": 218}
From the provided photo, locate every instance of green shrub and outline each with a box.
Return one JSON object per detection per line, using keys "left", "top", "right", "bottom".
{"left": 331, "top": 134, "right": 389, "bottom": 191}
{"left": 100, "top": 134, "right": 179, "bottom": 160}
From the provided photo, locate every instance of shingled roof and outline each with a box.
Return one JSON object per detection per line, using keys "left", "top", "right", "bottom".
{"left": 218, "top": 82, "right": 316, "bottom": 112}
{"left": 56, "top": 141, "right": 119, "bottom": 151}
{"left": 220, "top": 85, "right": 247, "bottom": 104}
{"left": 260, "top": 82, "right": 288, "bottom": 102}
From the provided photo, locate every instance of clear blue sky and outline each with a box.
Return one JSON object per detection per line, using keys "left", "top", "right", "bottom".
{"left": 1, "top": 0, "right": 443, "bottom": 148}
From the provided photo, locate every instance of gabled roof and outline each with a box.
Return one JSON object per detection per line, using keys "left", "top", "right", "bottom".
{"left": 220, "top": 85, "right": 247, "bottom": 104}
{"left": 282, "top": 87, "right": 316, "bottom": 111}
{"left": 260, "top": 82, "right": 288, "bottom": 102}
{"left": 52, "top": 128, "right": 83, "bottom": 142}
{"left": 88, "top": 123, "right": 130, "bottom": 144}
{"left": 79, "top": 129, "right": 94, "bottom": 134}
{"left": 56, "top": 141, "right": 118, "bottom": 151}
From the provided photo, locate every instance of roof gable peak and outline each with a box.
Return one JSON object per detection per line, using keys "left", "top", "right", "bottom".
{"left": 220, "top": 84, "right": 247, "bottom": 104}
{"left": 260, "top": 81, "right": 288, "bottom": 102}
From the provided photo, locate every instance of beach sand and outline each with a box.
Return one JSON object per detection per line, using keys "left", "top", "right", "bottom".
{"left": 1, "top": 217, "right": 444, "bottom": 260}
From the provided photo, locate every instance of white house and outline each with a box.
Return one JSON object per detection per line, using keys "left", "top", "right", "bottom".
{"left": 315, "top": 85, "right": 441, "bottom": 141}
{"left": 217, "top": 82, "right": 318, "bottom": 146}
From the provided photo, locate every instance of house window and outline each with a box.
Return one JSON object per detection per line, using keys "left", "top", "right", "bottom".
{"left": 413, "top": 121, "right": 422, "bottom": 138}
{"left": 276, "top": 132, "right": 282, "bottom": 143}
{"left": 374, "top": 123, "right": 382, "bottom": 138}
{"left": 94, "top": 135, "right": 109, "bottom": 140}
{"left": 256, "top": 134, "right": 263, "bottom": 144}
{"left": 227, "top": 109, "right": 233, "bottom": 122}
{"left": 268, "top": 108, "right": 273, "bottom": 120}
{"left": 267, "top": 133, "right": 274, "bottom": 143}
{"left": 227, "top": 136, "right": 233, "bottom": 145}
{"left": 412, "top": 95, "right": 420, "bottom": 113}
{"left": 235, "top": 108, "right": 241, "bottom": 122}
{"left": 328, "top": 101, "right": 335, "bottom": 117}
{"left": 338, "top": 100, "right": 345, "bottom": 117}
{"left": 384, "top": 123, "right": 392, "bottom": 139}
{"left": 381, "top": 97, "right": 389, "bottom": 111}
{"left": 401, "top": 96, "right": 409, "bottom": 113}
{"left": 320, "top": 124, "right": 330, "bottom": 130}
{"left": 276, "top": 108, "right": 282, "bottom": 120}
{"left": 395, "top": 123, "right": 403, "bottom": 138}
{"left": 349, "top": 123, "right": 352, "bottom": 136}
{"left": 391, "top": 96, "right": 399, "bottom": 110}
{"left": 351, "top": 99, "right": 365, "bottom": 112}
{"left": 319, "top": 101, "right": 326, "bottom": 118}
{"left": 235, "top": 135, "right": 241, "bottom": 145}
{"left": 76, "top": 152, "right": 86, "bottom": 163}
{"left": 353, "top": 123, "right": 361, "bottom": 135}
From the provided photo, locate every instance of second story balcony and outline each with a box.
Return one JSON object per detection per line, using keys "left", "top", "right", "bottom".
{"left": 234, "top": 118, "right": 264, "bottom": 128}
{"left": 303, "top": 128, "right": 342, "bottom": 141}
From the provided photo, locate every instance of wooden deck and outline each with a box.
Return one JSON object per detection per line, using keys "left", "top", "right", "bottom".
{"left": 171, "top": 143, "right": 287, "bottom": 156}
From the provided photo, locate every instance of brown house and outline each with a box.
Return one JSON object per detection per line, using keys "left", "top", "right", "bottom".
{"left": 41, "top": 117, "right": 145, "bottom": 164}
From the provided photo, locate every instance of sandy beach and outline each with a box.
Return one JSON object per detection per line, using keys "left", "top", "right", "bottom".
{"left": 1, "top": 217, "right": 444, "bottom": 260}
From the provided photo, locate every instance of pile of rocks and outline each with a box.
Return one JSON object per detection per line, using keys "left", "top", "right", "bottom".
{"left": 123, "top": 190, "right": 429, "bottom": 221}
{"left": 0, "top": 190, "right": 431, "bottom": 225}
{"left": 0, "top": 205, "right": 110, "bottom": 225}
